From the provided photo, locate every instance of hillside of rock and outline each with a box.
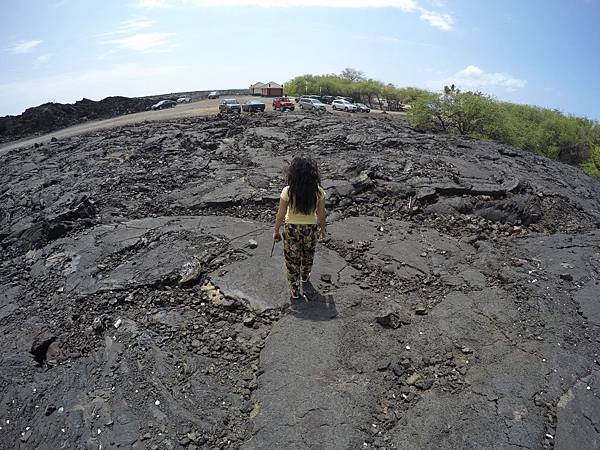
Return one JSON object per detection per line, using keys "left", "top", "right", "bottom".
{"left": 0, "top": 97, "right": 156, "bottom": 143}
{"left": 0, "top": 89, "right": 248, "bottom": 144}
{"left": 0, "top": 112, "right": 598, "bottom": 450}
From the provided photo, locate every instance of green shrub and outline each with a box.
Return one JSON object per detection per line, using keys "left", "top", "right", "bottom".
{"left": 582, "top": 146, "right": 600, "bottom": 178}
{"left": 408, "top": 85, "right": 597, "bottom": 168}
{"left": 408, "top": 85, "right": 501, "bottom": 137}
{"left": 286, "top": 70, "right": 599, "bottom": 176}
{"left": 285, "top": 70, "right": 428, "bottom": 110}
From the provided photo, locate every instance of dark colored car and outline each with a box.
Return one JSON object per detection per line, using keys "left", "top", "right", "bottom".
{"left": 272, "top": 97, "right": 295, "bottom": 111}
{"left": 151, "top": 100, "right": 176, "bottom": 110}
{"left": 320, "top": 95, "right": 335, "bottom": 104}
{"left": 242, "top": 100, "right": 266, "bottom": 112}
{"left": 219, "top": 99, "right": 241, "bottom": 113}
{"left": 355, "top": 103, "right": 371, "bottom": 113}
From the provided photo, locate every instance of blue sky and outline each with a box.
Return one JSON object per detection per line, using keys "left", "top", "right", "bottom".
{"left": 1, "top": 0, "right": 599, "bottom": 119}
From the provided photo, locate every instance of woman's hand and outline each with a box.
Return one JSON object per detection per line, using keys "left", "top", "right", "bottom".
{"left": 273, "top": 230, "right": 282, "bottom": 242}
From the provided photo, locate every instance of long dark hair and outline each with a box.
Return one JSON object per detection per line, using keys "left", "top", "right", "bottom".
{"left": 287, "top": 157, "right": 321, "bottom": 214}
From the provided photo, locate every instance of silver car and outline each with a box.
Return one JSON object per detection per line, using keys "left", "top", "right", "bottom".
{"left": 299, "top": 97, "right": 326, "bottom": 112}
{"left": 332, "top": 99, "right": 357, "bottom": 112}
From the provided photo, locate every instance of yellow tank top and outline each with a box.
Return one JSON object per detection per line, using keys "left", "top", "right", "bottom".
{"left": 280, "top": 185, "right": 326, "bottom": 224}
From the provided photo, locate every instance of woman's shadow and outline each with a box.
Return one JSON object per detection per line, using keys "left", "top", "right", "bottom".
{"left": 287, "top": 281, "right": 338, "bottom": 321}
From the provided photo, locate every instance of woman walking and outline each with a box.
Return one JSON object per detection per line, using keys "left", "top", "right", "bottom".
{"left": 273, "top": 157, "right": 327, "bottom": 298}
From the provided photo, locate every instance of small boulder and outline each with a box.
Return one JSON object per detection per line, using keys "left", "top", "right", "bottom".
{"left": 406, "top": 373, "right": 422, "bottom": 385}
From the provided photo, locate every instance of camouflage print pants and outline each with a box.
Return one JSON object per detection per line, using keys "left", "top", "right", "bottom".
{"left": 283, "top": 224, "right": 319, "bottom": 289}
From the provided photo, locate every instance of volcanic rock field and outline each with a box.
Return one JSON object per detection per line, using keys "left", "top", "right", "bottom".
{"left": 1, "top": 111, "right": 599, "bottom": 449}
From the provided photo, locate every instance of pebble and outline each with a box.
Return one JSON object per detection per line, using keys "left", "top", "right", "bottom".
{"left": 20, "top": 430, "right": 32, "bottom": 442}
{"left": 406, "top": 373, "right": 422, "bottom": 385}
{"left": 414, "top": 306, "right": 427, "bottom": 315}
{"left": 320, "top": 274, "right": 332, "bottom": 283}
{"left": 92, "top": 317, "right": 104, "bottom": 332}
{"left": 415, "top": 378, "right": 434, "bottom": 390}
{"left": 248, "top": 239, "right": 258, "bottom": 249}
{"left": 382, "top": 264, "right": 395, "bottom": 274}
{"left": 559, "top": 273, "right": 573, "bottom": 281}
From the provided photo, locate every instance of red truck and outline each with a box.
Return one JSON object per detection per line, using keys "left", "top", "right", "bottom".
{"left": 272, "top": 97, "right": 295, "bottom": 111}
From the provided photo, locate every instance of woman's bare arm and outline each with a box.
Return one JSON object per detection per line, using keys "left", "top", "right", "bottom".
{"left": 273, "top": 198, "right": 287, "bottom": 241}
{"left": 317, "top": 198, "right": 327, "bottom": 239}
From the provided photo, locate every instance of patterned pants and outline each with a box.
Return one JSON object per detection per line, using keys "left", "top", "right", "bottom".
{"left": 283, "top": 224, "right": 319, "bottom": 289}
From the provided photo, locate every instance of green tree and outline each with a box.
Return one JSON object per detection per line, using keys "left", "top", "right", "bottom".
{"left": 340, "top": 68, "right": 366, "bottom": 83}
{"left": 286, "top": 71, "right": 599, "bottom": 176}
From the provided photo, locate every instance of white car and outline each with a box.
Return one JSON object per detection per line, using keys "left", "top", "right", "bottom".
{"left": 332, "top": 99, "right": 357, "bottom": 112}
{"left": 177, "top": 97, "right": 191, "bottom": 103}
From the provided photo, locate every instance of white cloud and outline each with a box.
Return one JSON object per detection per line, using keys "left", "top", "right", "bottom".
{"left": 134, "top": 0, "right": 174, "bottom": 6}
{"left": 114, "top": 17, "right": 157, "bottom": 33}
{"left": 428, "top": 0, "right": 445, "bottom": 8}
{"left": 6, "top": 40, "right": 44, "bottom": 54}
{"left": 36, "top": 53, "right": 54, "bottom": 63}
{"left": 355, "top": 34, "right": 436, "bottom": 47}
{"left": 134, "top": 0, "right": 419, "bottom": 9}
{"left": 445, "top": 65, "right": 527, "bottom": 92}
{"left": 419, "top": 10, "right": 453, "bottom": 31}
{"left": 102, "top": 32, "right": 175, "bottom": 52}
{"left": 132, "top": 0, "right": 455, "bottom": 30}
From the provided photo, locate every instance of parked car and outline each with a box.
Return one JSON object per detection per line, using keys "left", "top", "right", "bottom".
{"left": 242, "top": 100, "right": 266, "bottom": 113}
{"left": 355, "top": 103, "right": 371, "bottom": 113}
{"left": 299, "top": 97, "right": 326, "bottom": 112}
{"left": 296, "top": 94, "right": 320, "bottom": 103}
{"left": 208, "top": 91, "right": 220, "bottom": 99}
{"left": 335, "top": 96, "right": 354, "bottom": 103}
{"left": 332, "top": 99, "right": 357, "bottom": 112}
{"left": 320, "top": 95, "right": 335, "bottom": 104}
{"left": 177, "top": 97, "right": 191, "bottom": 103}
{"left": 151, "top": 100, "right": 177, "bottom": 110}
{"left": 272, "top": 97, "right": 295, "bottom": 111}
{"left": 219, "top": 98, "right": 241, "bottom": 113}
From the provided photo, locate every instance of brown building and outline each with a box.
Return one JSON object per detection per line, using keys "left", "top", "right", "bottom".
{"left": 250, "top": 81, "right": 283, "bottom": 97}
{"left": 250, "top": 82, "right": 266, "bottom": 95}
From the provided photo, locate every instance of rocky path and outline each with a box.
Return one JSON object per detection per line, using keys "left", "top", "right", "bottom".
{"left": 1, "top": 112, "right": 599, "bottom": 449}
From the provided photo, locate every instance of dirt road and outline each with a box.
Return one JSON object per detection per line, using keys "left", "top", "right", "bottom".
{"left": 0, "top": 95, "right": 391, "bottom": 156}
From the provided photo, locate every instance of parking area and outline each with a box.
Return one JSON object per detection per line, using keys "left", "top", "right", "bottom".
{"left": 0, "top": 94, "right": 397, "bottom": 155}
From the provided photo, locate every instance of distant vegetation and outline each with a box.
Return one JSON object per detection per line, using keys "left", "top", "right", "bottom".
{"left": 285, "top": 68, "right": 428, "bottom": 111}
{"left": 408, "top": 85, "right": 600, "bottom": 176}
{"left": 285, "top": 69, "right": 600, "bottom": 178}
